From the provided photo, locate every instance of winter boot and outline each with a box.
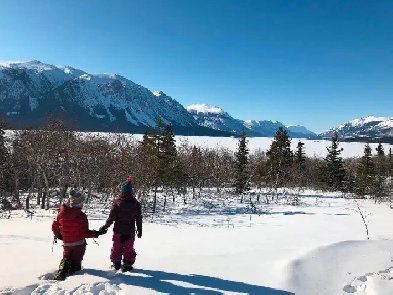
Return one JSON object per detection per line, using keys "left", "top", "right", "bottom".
{"left": 53, "top": 260, "right": 70, "bottom": 281}
{"left": 111, "top": 261, "right": 121, "bottom": 271}
{"left": 69, "top": 264, "right": 82, "bottom": 275}
{"left": 122, "top": 260, "right": 134, "bottom": 272}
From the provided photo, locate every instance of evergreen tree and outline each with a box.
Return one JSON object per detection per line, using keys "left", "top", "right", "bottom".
{"left": 355, "top": 143, "right": 376, "bottom": 197}
{"left": 160, "top": 123, "right": 179, "bottom": 186}
{"left": 294, "top": 141, "right": 306, "bottom": 170}
{"left": 374, "top": 142, "right": 387, "bottom": 199}
{"left": 376, "top": 142, "right": 385, "bottom": 156}
{"left": 319, "top": 132, "right": 346, "bottom": 191}
{"left": 293, "top": 141, "right": 306, "bottom": 186}
{"left": 389, "top": 148, "right": 393, "bottom": 177}
{"left": 0, "top": 119, "right": 9, "bottom": 194}
{"left": 265, "top": 127, "right": 293, "bottom": 187}
{"left": 233, "top": 131, "right": 250, "bottom": 195}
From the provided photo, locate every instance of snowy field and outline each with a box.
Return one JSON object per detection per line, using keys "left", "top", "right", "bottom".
{"left": 173, "top": 135, "right": 392, "bottom": 158}
{"left": 1, "top": 191, "right": 393, "bottom": 295}
{"left": 5, "top": 130, "right": 392, "bottom": 158}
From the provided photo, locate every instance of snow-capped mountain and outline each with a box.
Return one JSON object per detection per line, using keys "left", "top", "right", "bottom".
{"left": 186, "top": 104, "right": 259, "bottom": 135}
{"left": 187, "top": 104, "right": 316, "bottom": 138}
{"left": 0, "top": 60, "right": 322, "bottom": 138}
{"left": 319, "top": 116, "right": 393, "bottom": 138}
{"left": 0, "top": 60, "right": 231, "bottom": 135}
{"left": 286, "top": 125, "right": 317, "bottom": 137}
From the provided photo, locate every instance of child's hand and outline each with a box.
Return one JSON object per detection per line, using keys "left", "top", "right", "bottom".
{"left": 98, "top": 226, "right": 108, "bottom": 235}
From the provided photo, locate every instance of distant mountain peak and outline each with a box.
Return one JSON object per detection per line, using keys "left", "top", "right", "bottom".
{"left": 153, "top": 90, "right": 165, "bottom": 97}
{"left": 320, "top": 116, "right": 393, "bottom": 137}
{"left": 187, "top": 104, "right": 224, "bottom": 115}
{"left": 285, "top": 125, "right": 316, "bottom": 136}
{"left": 187, "top": 104, "right": 317, "bottom": 138}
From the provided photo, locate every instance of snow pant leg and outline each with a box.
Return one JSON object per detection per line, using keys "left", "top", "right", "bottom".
{"left": 61, "top": 243, "right": 86, "bottom": 269}
{"left": 70, "top": 243, "right": 86, "bottom": 270}
{"left": 123, "top": 234, "right": 136, "bottom": 265}
{"left": 110, "top": 233, "right": 122, "bottom": 263}
{"left": 60, "top": 245, "right": 72, "bottom": 264}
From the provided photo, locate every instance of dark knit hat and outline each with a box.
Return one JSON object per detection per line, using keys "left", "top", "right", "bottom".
{"left": 69, "top": 190, "right": 85, "bottom": 207}
{"left": 119, "top": 177, "right": 133, "bottom": 194}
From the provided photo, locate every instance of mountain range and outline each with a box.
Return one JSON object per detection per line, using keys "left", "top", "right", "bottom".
{"left": 0, "top": 60, "right": 391, "bottom": 139}
{"left": 320, "top": 116, "right": 393, "bottom": 138}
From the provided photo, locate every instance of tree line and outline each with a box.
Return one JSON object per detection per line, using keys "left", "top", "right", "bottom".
{"left": 0, "top": 117, "right": 392, "bottom": 213}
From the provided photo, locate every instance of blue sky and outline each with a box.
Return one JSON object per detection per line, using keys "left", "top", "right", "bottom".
{"left": 0, "top": 0, "right": 392, "bottom": 133}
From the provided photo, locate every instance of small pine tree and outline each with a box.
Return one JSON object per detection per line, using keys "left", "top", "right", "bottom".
{"left": 319, "top": 132, "right": 346, "bottom": 192}
{"left": 294, "top": 141, "right": 306, "bottom": 170}
{"left": 374, "top": 142, "right": 388, "bottom": 202}
{"left": 389, "top": 148, "right": 393, "bottom": 177}
{"left": 355, "top": 143, "right": 376, "bottom": 197}
{"left": 233, "top": 131, "right": 250, "bottom": 196}
{"left": 293, "top": 141, "right": 306, "bottom": 187}
{"left": 376, "top": 142, "right": 385, "bottom": 156}
{"left": 0, "top": 119, "right": 9, "bottom": 194}
{"left": 160, "top": 123, "right": 180, "bottom": 188}
{"left": 265, "top": 127, "right": 293, "bottom": 188}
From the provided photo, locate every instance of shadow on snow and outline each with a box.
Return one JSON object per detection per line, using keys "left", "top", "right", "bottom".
{"left": 82, "top": 268, "right": 294, "bottom": 294}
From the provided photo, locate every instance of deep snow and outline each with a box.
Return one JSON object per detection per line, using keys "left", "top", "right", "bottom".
{"left": 5, "top": 130, "right": 392, "bottom": 158}
{"left": 1, "top": 191, "right": 393, "bottom": 294}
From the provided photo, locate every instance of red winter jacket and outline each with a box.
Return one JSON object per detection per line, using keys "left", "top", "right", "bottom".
{"left": 52, "top": 204, "right": 95, "bottom": 244}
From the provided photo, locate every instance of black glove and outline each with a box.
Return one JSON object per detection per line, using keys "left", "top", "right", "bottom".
{"left": 137, "top": 231, "right": 142, "bottom": 239}
{"left": 93, "top": 231, "right": 100, "bottom": 238}
{"left": 98, "top": 226, "right": 108, "bottom": 235}
{"left": 55, "top": 234, "right": 62, "bottom": 240}
{"left": 120, "top": 234, "right": 130, "bottom": 244}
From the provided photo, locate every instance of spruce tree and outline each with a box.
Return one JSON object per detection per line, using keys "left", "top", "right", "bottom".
{"left": 233, "top": 131, "right": 250, "bottom": 195}
{"left": 0, "top": 119, "right": 9, "bottom": 194}
{"left": 374, "top": 142, "right": 387, "bottom": 200}
{"left": 376, "top": 142, "right": 385, "bottom": 156}
{"left": 355, "top": 143, "right": 376, "bottom": 197}
{"left": 319, "top": 132, "right": 346, "bottom": 191}
{"left": 293, "top": 141, "right": 306, "bottom": 186}
{"left": 389, "top": 148, "right": 393, "bottom": 177}
{"left": 294, "top": 141, "right": 306, "bottom": 170}
{"left": 265, "top": 127, "right": 293, "bottom": 187}
{"left": 160, "top": 123, "right": 179, "bottom": 187}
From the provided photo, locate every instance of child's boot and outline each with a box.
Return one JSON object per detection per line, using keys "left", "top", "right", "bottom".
{"left": 122, "top": 260, "right": 134, "bottom": 272}
{"left": 111, "top": 261, "right": 121, "bottom": 270}
{"left": 53, "top": 260, "right": 70, "bottom": 281}
{"left": 69, "top": 263, "right": 82, "bottom": 275}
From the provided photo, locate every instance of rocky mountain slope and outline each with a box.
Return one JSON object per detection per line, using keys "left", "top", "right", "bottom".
{"left": 319, "top": 116, "right": 393, "bottom": 138}
{"left": 187, "top": 104, "right": 317, "bottom": 138}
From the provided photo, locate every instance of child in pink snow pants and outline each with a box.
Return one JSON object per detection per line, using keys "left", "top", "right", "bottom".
{"left": 100, "top": 177, "right": 142, "bottom": 271}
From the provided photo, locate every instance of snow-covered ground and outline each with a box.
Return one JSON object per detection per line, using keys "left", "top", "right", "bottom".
{"left": 1, "top": 191, "right": 393, "bottom": 294}
{"left": 5, "top": 130, "right": 392, "bottom": 158}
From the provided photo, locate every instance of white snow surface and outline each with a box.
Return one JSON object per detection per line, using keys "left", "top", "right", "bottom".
{"left": 1, "top": 192, "right": 393, "bottom": 294}
{"left": 3, "top": 131, "right": 393, "bottom": 158}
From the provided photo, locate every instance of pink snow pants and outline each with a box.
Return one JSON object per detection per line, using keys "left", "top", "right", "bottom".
{"left": 110, "top": 233, "right": 137, "bottom": 264}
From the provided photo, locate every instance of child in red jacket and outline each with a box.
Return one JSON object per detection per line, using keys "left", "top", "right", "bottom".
{"left": 100, "top": 177, "right": 142, "bottom": 272}
{"left": 52, "top": 190, "right": 103, "bottom": 280}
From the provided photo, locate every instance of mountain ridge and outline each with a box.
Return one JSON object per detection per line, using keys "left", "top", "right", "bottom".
{"left": 0, "top": 60, "right": 391, "bottom": 139}
{"left": 319, "top": 116, "right": 393, "bottom": 138}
